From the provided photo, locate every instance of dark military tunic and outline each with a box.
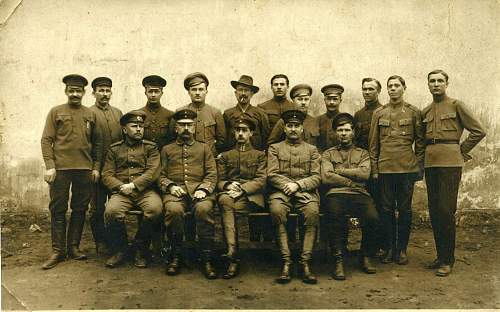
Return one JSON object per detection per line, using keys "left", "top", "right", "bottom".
{"left": 318, "top": 110, "right": 340, "bottom": 152}
{"left": 257, "top": 98, "right": 296, "bottom": 139}
{"left": 217, "top": 143, "right": 267, "bottom": 207}
{"left": 139, "top": 103, "right": 174, "bottom": 150}
{"left": 223, "top": 104, "right": 270, "bottom": 151}
{"left": 173, "top": 103, "right": 226, "bottom": 155}
{"left": 353, "top": 101, "right": 382, "bottom": 150}
{"left": 267, "top": 114, "right": 320, "bottom": 147}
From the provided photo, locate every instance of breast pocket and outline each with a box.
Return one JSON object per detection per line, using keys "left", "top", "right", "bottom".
{"left": 398, "top": 118, "right": 414, "bottom": 136}
{"left": 159, "top": 120, "right": 170, "bottom": 138}
{"left": 245, "top": 161, "right": 258, "bottom": 177}
{"left": 423, "top": 114, "right": 434, "bottom": 134}
{"left": 301, "top": 159, "right": 312, "bottom": 174}
{"left": 440, "top": 112, "right": 458, "bottom": 131}
{"left": 277, "top": 155, "right": 290, "bottom": 172}
{"left": 378, "top": 119, "right": 390, "bottom": 136}
{"left": 55, "top": 114, "right": 73, "bottom": 137}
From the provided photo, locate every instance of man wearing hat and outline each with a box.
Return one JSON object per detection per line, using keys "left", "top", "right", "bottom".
{"left": 318, "top": 84, "right": 344, "bottom": 152}
{"left": 101, "top": 110, "right": 163, "bottom": 268}
{"left": 41, "top": 74, "right": 103, "bottom": 269}
{"left": 321, "top": 113, "right": 379, "bottom": 280}
{"left": 216, "top": 115, "right": 267, "bottom": 279}
{"left": 139, "top": 75, "right": 174, "bottom": 151}
{"left": 267, "top": 83, "right": 320, "bottom": 146}
{"left": 353, "top": 78, "right": 384, "bottom": 257}
{"left": 159, "top": 109, "right": 218, "bottom": 279}
{"left": 422, "top": 70, "right": 485, "bottom": 277}
{"left": 173, "top": 72, "right": 226, "bottom": 156}
{"left": 258, "top": 74, "right": 297, "bottom": 137}
{"left": 89, "top": 76, "right": 123, "bottom": 255}
{"left": 223, "top": 75, "right": 270, "bottom": 151}
{"left": 369, "top": 75, "right": 425, "bottom": 265}
{"left": 267, "top": 110, "right": 321, "bottom": 284}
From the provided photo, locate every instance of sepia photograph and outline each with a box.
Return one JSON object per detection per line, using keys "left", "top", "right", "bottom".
{"left": 0, "top": 0, "right": 499, "bottom": 310}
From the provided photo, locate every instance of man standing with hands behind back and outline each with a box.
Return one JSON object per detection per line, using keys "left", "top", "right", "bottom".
{"left": 41, "top": 74, "right": 102, "bottom": 269}
{"left": 422, "top": 70, "right": 486, "bottom": 277}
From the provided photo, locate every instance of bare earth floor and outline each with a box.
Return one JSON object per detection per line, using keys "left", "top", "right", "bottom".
{"left": 1, "top": 212, "right": 499, "bottom": 310}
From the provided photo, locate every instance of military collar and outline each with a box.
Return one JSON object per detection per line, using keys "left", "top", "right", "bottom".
{"left": 176, "top": 137, "right": 195, "bottom": 146}
{"left": 337, "top": 142, "right": 354, "bottom": 151}
{"left": 237, "top": 142, "right": 252, "bottom": 152}
{"left": 326, "top": 110, "right": 338, "bottom": 118}
{"left": 365, "top": 100, "right": 380, "bottom": 110}
{"left": 189, "top": 102, "right": 206, "bottom": 110}
{"left": 285, "top": 138, "right": 303, "bottom": 146}
{"left": 124, "top": 137, "right": 142, "bottom": 147}
{"left": 146, "top": 102, "right": 161, "bottom": 111}
{"left": 95, "top": 102, "right": 110, "bottom": 110}
{"left": 389, "top": 98, "right": 404, "bottom": 107}
{"left": 433, "top": 94, "right": 449, "bottom": 103}
{"left": 273, "top": 96, "right": 287, "bottom": 103}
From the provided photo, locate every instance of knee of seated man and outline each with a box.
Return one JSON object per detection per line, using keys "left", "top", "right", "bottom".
{"left": 194, "top": 200, "right": 213, "bottom": 219}
{"left": 217, "top": 194, "right": 234, "bottom": 210}
{"left": 165, "top": 202, "right": 185, "bottom": 217}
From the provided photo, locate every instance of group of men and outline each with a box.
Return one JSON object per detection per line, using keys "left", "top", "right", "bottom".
{"left": 40, "top": 70, "right": 486, "bottom": 284}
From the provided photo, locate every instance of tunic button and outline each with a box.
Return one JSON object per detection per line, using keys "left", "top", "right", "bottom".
{"left": 130, "top": 166, "right": 134, "bottom": 169}
{"left": 402, "top": 131, "right": 406, "bottom": 135}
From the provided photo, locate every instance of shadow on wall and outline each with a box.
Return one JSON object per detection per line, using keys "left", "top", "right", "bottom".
{"left": 0, "top": 145, "right": 498, "bottom": 217}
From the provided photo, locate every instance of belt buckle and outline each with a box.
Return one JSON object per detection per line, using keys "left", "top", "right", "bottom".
{"left": 431, "top": 138, "right": 437, "bottom": 144}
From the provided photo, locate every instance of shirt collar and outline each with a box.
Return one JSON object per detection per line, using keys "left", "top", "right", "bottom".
{"left": 96, "top": 102, "right": 109, "bottom": 110}
{"left": 237, "top": 142, "right": 252, "bottom": 152}
{"left": 176, "top": 137, "right": 195, "bottom": 146}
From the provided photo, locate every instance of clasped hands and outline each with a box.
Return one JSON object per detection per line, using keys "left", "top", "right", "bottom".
{"left": 227, "top": 182, "right": 244, "bottom": 199}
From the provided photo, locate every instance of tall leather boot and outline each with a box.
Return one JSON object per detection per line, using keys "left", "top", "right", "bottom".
{"left": 332, "top": 250, "right": 345, "bottom": 280}
{"left": 67, "top": 211, "right": 87, "bottom": 260}
{"left": 222, "top": 219, "right": 239, "bottom": 279}
{"left": 42, "top": 214, "right": 67, "bottom": 269}
{"left": 275, "top": 224, "right": 291, "bottom": 284}
{"left": 200, "top": 239, "right": 217, "bottom": 280}
{"left": 134, "top": 218, "right": 154, "bottom": 268}
{"left": 381, "top": 211, "right": 396, "bottom": 263}
{"left": 396, "top": 209, "right": 411, "bottom": 265}
{"left": 105, "top": 221, "right": 128, "bottom": 268}
{"left": 300, "top": 225, "right": 317, "bottom": 284}
{"left": 166, "top": 233, "right": 182, "bottom": 276}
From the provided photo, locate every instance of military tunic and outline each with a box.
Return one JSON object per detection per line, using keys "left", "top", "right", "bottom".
{"left": 353, "top": 100, "right": 382, "bottom": 150}
{"left": 422, "top": 96, "right": 486, "bottom": 266}
{"left": 257, "top": 98, "right": 296, "bottom": 139}
{"left": 267, "top": 114, "right": 320, "bottom": 147}
{"left": 223, "top": 104, "right": 270, "bottom": 151}
{"left": 173, "top": 103, "right": 226, "bottom": 155}
{"left": 318, "top": 110, "right": 340, "bottom": 152}
{"left": 159, "top": 139, "right": 217, "bottom": 242}
{"left": 139, "top": 103, "right": 174, "bottom": 150}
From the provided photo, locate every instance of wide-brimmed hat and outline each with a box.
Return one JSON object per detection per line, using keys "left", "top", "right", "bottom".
{"left": 230, "top": 75, "right": 259, "bottom": 93}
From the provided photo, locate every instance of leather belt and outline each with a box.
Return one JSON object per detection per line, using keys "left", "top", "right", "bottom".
{"left": 425, "top": 138, "right": 459, "bottom": 145}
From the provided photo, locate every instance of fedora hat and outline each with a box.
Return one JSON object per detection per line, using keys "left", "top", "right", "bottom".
{"left": 230, "top": 75, "right": 259, "bottom": 93}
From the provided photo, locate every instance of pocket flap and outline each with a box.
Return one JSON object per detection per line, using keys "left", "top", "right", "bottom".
{"left": 399, "top": 118, "right": 412, "bottom": 126}
{"left": 55, "top": 114, "right": 72, "bottom": 122}
{"left": 440, "top": 112, "right": 456, "bottom": 120}
{"left": 423, "top": 115, "right": 434, "bottom": 123}
{"left": 204, "top": 120, "right": 216, "bottom": 127}
{"left": 378, "top": 119, "right": 390, "bottom": 127}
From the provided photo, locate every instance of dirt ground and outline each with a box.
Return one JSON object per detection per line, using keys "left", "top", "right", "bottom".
{"left": 1, "top": 210, "right": 499, "bottom": 310}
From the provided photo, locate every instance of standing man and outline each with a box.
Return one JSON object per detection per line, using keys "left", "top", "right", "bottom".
{"left": 267, "top": 83, "right": 320, "bottom": 147}
{"left": 268, "top": 110, "right": 321, "bottom": 285}
{"left": 321, "top": 113, "right": 379, "bottom": 280}
{"left": 89, "top": 77, "right": 123, "bottom": 255}
{"left": 318, "top": 84, "right": 343, "bottom": 152}
{"left": 258, "top": 74, "right": 296, "bottom": 138}
{"left": 369, "top": 75, "right": 425, "bottom": 265}
{"left": 175, "top": 72, "right": 226, "bottom": 156}
{"left": 223, "top": 75, "right": 270, "bottom": 151}
{"left": 423, "top": 70, "right": 486, "bottom": 276}
{"left": 353, "top": 78, "right": 384, "bottom": 257}
{"left": 101, "top": 110, "right": 163, "bottom": 268}
{"left": 139, "top": 75, "right": 174, "bottom": 151}
{"left": 40, "top": 74, "right": 102, "bottom": 269}
{"left": 159, "top": 109, "right": 218, "bottom": 279}
{"left": 217, "top": 116, "right": 267, "bottom": 279}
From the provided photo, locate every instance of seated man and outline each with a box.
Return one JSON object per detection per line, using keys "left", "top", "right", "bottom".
{"left": 267, "top": 110, "right": 321, "bottom": 285}
{"left": 159, "top": 109, "right": 218, "bottom": 279}
{"left": 321, "top": 113, "right": 379, "bottom": 280}
{"left": 217, "top": 115, "right": 267, "bottom": 279}
{"left": 102, "top": 110, "right": 163, "bottom": 268}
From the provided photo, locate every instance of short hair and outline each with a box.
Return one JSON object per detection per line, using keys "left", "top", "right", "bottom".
{"left": 270, "top": 74, "right": 289, "bottom": 86}
{"left": 362, "top": 78, "right": 382, "bottom": 91}
{"left": 427, "top": 69, "right": 449, "bottom": 82}
{"left": 387, "top": 75, "right": 406, "bottom": 88}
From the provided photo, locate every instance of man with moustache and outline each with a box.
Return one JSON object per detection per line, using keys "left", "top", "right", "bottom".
{"left": 268, "top": 110, "right": 321, "bottom": 285}
{"left": 174, "top": 72, "right": 226, "bottom": 156}
{"left": 318, "top": 84, "right": 344, "bottom": 152}
{"left": 89, "top": 77, "right": 123, "bottom": 255}
{"left": 322, "top": 113, "right": 379, "bottom": 280}
{"left": 223, "top": 75, "right": 270, "bottom": 151}
{"left": 369, "top": 75, "right": 425, "bottom": 265}
{"left": 217, "top": 115, "right": 267, "bottom": 279}
{"left": 353, "top": 78, "right": 384, "bottom": 257}
{"left": 258, "top": 74, "right": 296, "bottom": 137}
{"left": 159, "top": 109, "right": 218, "bottom": 279}
{"left": 101, "top": 110, "right": 163, "bottom": 268}
{"left": 139, "top": 75, "right": 174, "bottom": 150}
{"left": 422, "top": 70, "right": 486, "bottom": 276}
{"left": 267, "top": 83, "right": 320, "bottom": 146}
{"left": 41, "top": 74, "right": 102, "bottom": 269}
